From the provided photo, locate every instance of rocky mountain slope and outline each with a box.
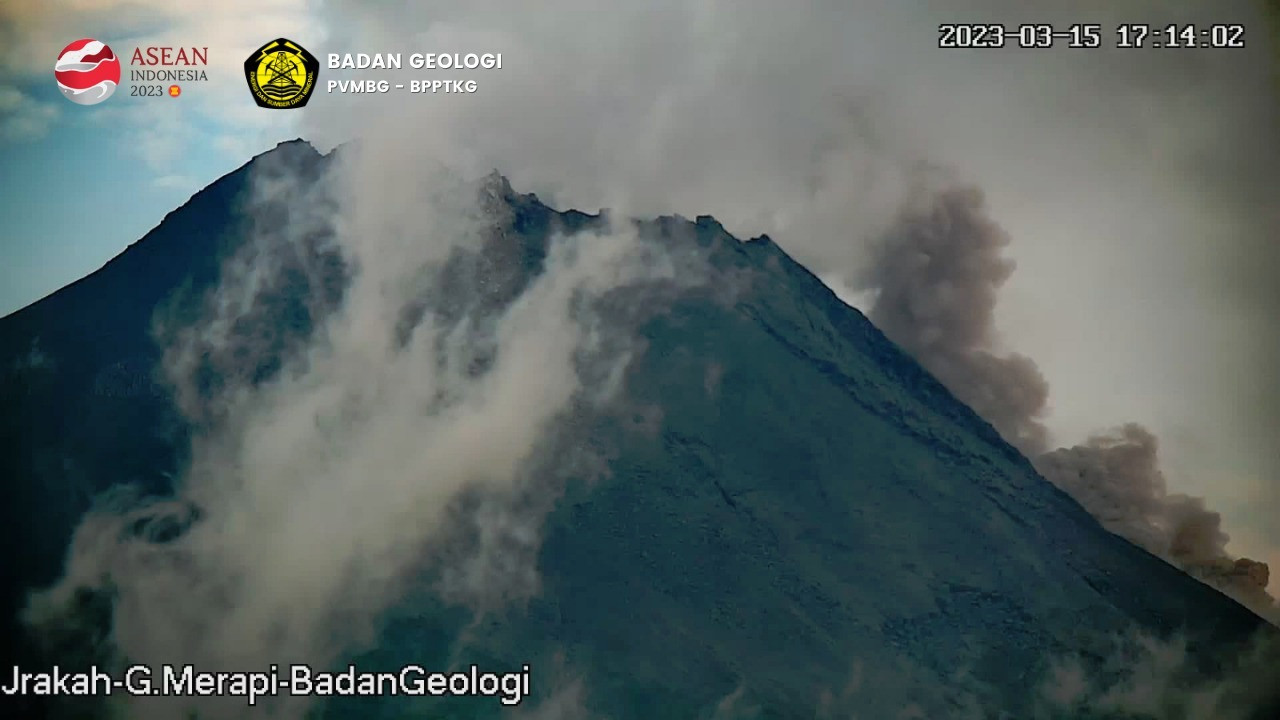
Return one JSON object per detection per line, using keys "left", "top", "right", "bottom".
{"left": 1, "top": 140, "right": 1275, "bottom": 719}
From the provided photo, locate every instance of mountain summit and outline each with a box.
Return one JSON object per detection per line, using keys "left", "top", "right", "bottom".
{"left": 1, "top": 141, "right": 1276, "bottom": 719}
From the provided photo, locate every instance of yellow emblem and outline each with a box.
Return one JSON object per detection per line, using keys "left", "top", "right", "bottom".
{"left": 244, "top": 38, "right": 318, "bottom": 109}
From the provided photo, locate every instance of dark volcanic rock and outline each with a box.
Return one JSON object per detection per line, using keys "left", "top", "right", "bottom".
{"left": 1, "top": 141, "right": 1276, "bottom": 719}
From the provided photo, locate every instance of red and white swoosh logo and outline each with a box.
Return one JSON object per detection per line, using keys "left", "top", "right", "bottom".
{"left": 55, "top": 38, "right": 121, "bottom": 105}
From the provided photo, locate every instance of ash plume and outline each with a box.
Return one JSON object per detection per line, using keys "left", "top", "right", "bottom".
{"left": 862, "top": 177, "right": 1276, "bottom": 621}
{"left": 863, "top": 180, "right": 1051, "bottom": 456}
{"left": 1038, "top": 426, "right": 1275, "bottom": 619}
{"left": 309, "top": 0, "right": 1280, "bottom": 594}
{"left": 9, "top": 1, "right": 1279, "bottom": 717}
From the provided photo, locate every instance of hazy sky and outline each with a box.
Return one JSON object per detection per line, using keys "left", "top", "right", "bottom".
{"left": 2, "top": 0, "right": 1277, "bottom": 583}
{"left": 0, "top": 0, "right": 319, "bottom": 316}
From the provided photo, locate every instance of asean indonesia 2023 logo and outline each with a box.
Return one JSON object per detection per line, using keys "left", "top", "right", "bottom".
{"left": 244, "top": 38, "right": 319, "bottom": 109}
{"left": 55, "top": 38, "right": 121, "bottom": 105}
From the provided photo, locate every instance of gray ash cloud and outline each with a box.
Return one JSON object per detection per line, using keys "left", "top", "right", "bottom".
{"left": 863, "top": 177, "right": 1277, "bottom": 621}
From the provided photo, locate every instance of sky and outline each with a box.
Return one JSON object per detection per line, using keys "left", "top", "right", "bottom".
{"left": 0, "top": 0, "right": 320, "bottom": 316}
{"left": 1, "top": 0, "right": 1278, "bottom": 593}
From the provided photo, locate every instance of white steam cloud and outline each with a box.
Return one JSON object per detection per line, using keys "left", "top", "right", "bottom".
{"left": 1034, "top": 630, "right": 1280, "bottom": 720}
{"left": 18, "top": 0, "right": 1280, "bottom": 717}
{"left": 24, "top": 141, "right": 706, "bottom": 717}
{"left": 299, "top": 0, "right": 1280, "bottom": 580}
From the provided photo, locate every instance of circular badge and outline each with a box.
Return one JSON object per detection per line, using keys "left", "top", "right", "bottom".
{"left": 55, "top": 38, "right": 121, "bottom": 105}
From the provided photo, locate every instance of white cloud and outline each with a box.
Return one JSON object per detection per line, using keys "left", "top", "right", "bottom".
{"left": 16, "top": 5, "right": 1280, "bottom": 717}
{"left": 0, "top": 0, "right": 320, "bottom": 171}
{"left": 300, "top": 0, "right": 1280, "bottom": 582}
{"left": 0, "top": 83, "right": 58, "bottom": 141}
{"left": 26, "top": 131, "right": 710, "bottom": 718}
{"left": 151, "top": 173, "right": 196, "bottom": 190}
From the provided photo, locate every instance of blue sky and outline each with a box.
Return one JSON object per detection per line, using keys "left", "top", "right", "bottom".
{"left": 1, "top": 80, "right": 230, "bottom": 315}
{"left": 1, "top": 0, "right": 1277, "bottom": 589}
{"left": 0, "top": 0, "right": 317, "bottom": 316}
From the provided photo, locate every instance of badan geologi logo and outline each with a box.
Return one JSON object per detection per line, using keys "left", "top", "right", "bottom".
{"left": 244, "top": 38, "right": 319, "bottom": 109}
{"left": 55, "top": 38, "right": 121, "bottom": 105}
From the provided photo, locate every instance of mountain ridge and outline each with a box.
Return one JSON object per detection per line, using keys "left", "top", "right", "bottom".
{"left": 2, "top": 140, "right": 1277, "bottom": 718}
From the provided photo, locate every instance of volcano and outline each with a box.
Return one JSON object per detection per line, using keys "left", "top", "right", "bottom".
{"left": 2, "top": 140, "right": 1276, "bottom": 719}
